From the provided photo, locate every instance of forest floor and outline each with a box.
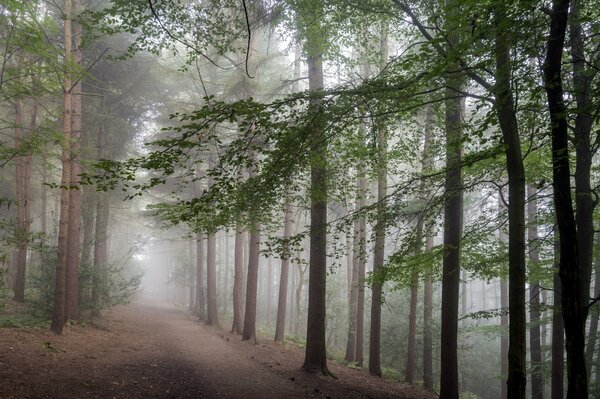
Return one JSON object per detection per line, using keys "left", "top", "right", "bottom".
{"left": 0, "top": 299, "right": 436, "bottom": 399}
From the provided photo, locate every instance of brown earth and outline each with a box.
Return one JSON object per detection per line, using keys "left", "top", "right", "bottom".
{"left": 0, "top": 300, "right": 436, "bottom": 399}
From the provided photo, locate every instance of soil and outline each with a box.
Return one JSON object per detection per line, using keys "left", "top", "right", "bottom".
{"left": 0, "top": 299, "right": 436, "bottom": 399}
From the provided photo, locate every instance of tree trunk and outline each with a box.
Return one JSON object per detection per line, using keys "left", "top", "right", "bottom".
{"left": 206, "top": 230, "right": 219, "bottom": 326}
{"left": 501, "top": 276, "right": 508, "bottom": 399}
{"left": 421, "top": 104, "right": 435, "bottom": 391}
{"left": 552, "top": 238, "right": 564, "bottom": 399}
{"left": 355, "top": 174, "right": 367, "bottom": 368}
{"left": 65, "top": 2, "right": 83, "bottom": 320}
{"left": 494, "top": 7, "right": 528, "bottom": 397}
{"left": 423, "top": 234, "right": 434, "bottom": 390}
{"left": 242, "top": 223, "right": 260, "bottom": 342}
{"left": 369, "top": 23, "right": 388, "bottom": 378}
{"left": 267, "top": 257, "right": 273, "bottom": 328}
{"left": 345, "top": 216, "right": 358, "bottom": 362}
{"left": 439, "top": 38, "right": 464, "bottom": 399}
{"left": 543, "top": 1, "right": 589, "bottom": 396}
{"left": 50, "top": 0, "right": 73, "bottom": 334}
{"left": 301, "top": 10, "right": 329, "bottom": 372}
{"left": 527, "top": 185, "right": 543, "bottom": 399}
{"left": 13, "top": 95, "right": 26, "bottom": 302}
{"left": 231, "top": 224, "right": 244, "bottom": 333}
{"left": 275, "top": 194, "right": 292, "bottom": 343}
{"left": 586, "top": 244, "right": 600, "bottom": 378}
{"left": 196, "top": 234, "right": 206, "bottom": 321}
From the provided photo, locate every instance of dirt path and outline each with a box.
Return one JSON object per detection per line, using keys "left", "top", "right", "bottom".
{"left": 0, "top": 300, "right": 435, "bottom": 399}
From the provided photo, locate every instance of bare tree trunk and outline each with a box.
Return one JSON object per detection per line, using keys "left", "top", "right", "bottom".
{"left": 552, "top": 238, "right": 564, "bottom": 399}
{"left": 501, "top": 276, "right": 509, "bottom": 399}
{"left": 51, "top": 0, "right": 73, "bottom": 334}
{"left": 439, "top": 38, "right": 464, "bottom": 399}
{"left": 231, "top": 224, "right": 244, "bottom": 333}
{"left": 544, "top": 2, "right": 589, "bottom": 396}
{"left": 423, "top": 234, "right": 434, "bottom": 390}
{"left": 188, "top": 240, "right": 195, "bottom": 311}
{"left": 494, "top": 8, "right": 528, "bottom": 396}
{"left": 421, "top": 104, "right": 435, "bottom": 392}
{"left": 13, "top": 95, "right": 26, "bottom": 302}
{"left": 196, "top": 234, "right": 206, "bottom": 321}
{"left": 405, "top": 275, "right": 418, "bottom": 383}
{"left": 369, "top": 23, "right": 388, "bottom": 378}
{"left": 267, "top": 257, "right": 273, "bottom": 328}
{"left": 206, "top": 230, "right": 219, "bottom": 326}
{"left": 586, "top": 245, "right": 600, "bottom": 378}
{"left": 300, "top": 2, "right": 329, "bottom": 374}
{"left": 527, "top": 185, "right": 543, "bottom": 399}
{"left": 355, "top": 175, "right": 367, "bottom": 367}
{"left": 345, "top": 215, "right": 358, "bottom": 362}
{"left": 242, "top": 223, "right": 260, "bottom": 342}
{"left": 275, "top": 194, "right": 292, "bottom": 343}
{"left": 65, "top": 2, "right": 83, "bottom": 320}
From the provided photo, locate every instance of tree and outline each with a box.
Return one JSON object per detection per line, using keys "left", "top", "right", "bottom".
{"left": 527, "top": 184, "right": 543, "bottom": 399}
{"left": 493, "top": 3, "right": 527, "bottom": 396}
{"left": 298, "top": 0, "right": 330, "bottom": 375}
{"left": 439, "top": 5, "right": 464, "bottom": 395}
{"left": 369, "top": 22, "right": 389, "bottom": 378}
{"left": 543, "top": 0, "right": 590, "bottom": 395}
{"left": 274, "top": 193, "right": 293, "bottom": 343}
{"left": 50, "top": 0, "right": 75, "bottom": 334}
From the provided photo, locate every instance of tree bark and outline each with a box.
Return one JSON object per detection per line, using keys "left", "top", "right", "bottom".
{"left": 527, "top": 185, "right": 543, "bottom": 399}
{"left": 206, "top": 229, "right": 219, "bottom": 326}
{"left": 231, "top": 224, "right": 244, "bottom": 333}
{"left": 65, "top": 1, "right": 83, "bottom": 320}
{"left": 586, "top": 243, "right": 600, "bottom": 378}
{"left": 421, "top": 104, "right": 435, "bottom": 391}
{"left": 439, "top": 30, "right": 464, "bottom": 398}
{"left": 494, "top": 6, "right": 528, "bottom": 397}
{"left": 51, "top": 0, "right": 73, "bottom": 334}
{"left": 13, "top": 95, "right": 26, "bottom": 302}
{"left": 275, "top": 193, "right": 292, "bottom": 343}
{"left": 543, "top": 1, "right": 588, "bottom": 396}
{"left": 369, "top": 23, "right": 388, "bottom": 378}
{"left": 196, "top": 234, "right": 206, "bottom": 321}
{"left": 552, "top": 237, "right": 564, "bottom": 399}
{"left": 242, "top": 222, "right": 260, "bottom": 342}
{"left": 301, "top": 2, "right": 329, "bottom": 372}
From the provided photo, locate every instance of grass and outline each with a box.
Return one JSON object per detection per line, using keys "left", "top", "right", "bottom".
{"left": 0, "top": 294, "right": 50, "bottom": 329}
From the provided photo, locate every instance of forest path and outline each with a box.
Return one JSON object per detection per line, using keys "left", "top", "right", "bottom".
{"left": 0, "top": 300, "right": 434, "bottom": 399}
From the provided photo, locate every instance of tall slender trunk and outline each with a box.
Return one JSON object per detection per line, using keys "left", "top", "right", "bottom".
{"left": 196, "top": 234, "right": 206, "bottom": 321}
{"left": 345, "top": 214, "right": 358, "bottom": 362}
{"left": 586, "top": 244, "right": 600, "bottom": 378}
{"left": 242, "top": 223, "right": 260, "bottom": 342}
{"left": 494, "top": 6, "right": 528, "bottom": 397}
{"left": 50, "top": 0, "right": 73, "bottom": 334}
{"left": 439, "top": 31, "right": 464, "bottom": 399}
{"left": 421, "top": 104, "right": 435, "bottom": 391}
{"left": 231, "top": 224, "right": 244, "bottom": 333}
{"left": 528, "top": 185, "right": 543, "bottom": 399}
{"left": 80, "top": 185, "right": 95, "bottom": 304}
{"left": 267, "top": 257, "right": 273, "bottom": 328}
{"left": 275, "top": 193, "right": 292, "bottom": 343}
{"left": 423, "top": 234, "right": 434, "bottom": 390}
{"left": 65, "top": 1, "right": 83, "bottom": 320}
{"left": 13, "top": 95, "right": 26, "bottom": 302}
{"left": 552, "top": 236, "right": 564, "bottom": 399}
{"left": 300, "top": 0, "right": 328, "bottom": 374}
{"left": 355, "top": 170, "right": 367, "bottom": 367}
{"left": 501, "top": 276, "right": 509, "bottom": 399}
{"left": 206, "top": 230, "right": 218, "bottom": 326}
{"left": 205, "top": 153, "right": 219, "bottom": 326}
{"left": 369, "top": 23, "right": 388, "bottom": 378}
{"left": 544, "top": 1, "right": 589, "bottom": 396}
